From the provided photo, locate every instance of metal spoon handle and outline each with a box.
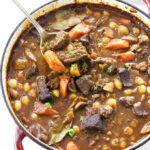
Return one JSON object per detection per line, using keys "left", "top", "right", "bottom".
{"left": 12, "top": 0, "right": 47, "bottom": 38}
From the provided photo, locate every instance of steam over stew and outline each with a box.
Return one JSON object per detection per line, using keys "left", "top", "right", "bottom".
{"left": 7, "top": 4, "right": 150, "bottom": 150}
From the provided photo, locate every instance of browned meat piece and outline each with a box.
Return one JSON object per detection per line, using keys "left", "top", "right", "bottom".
{"left": 47, "top": 77, "right": 59, "bottom": 89}
{"left": 148, "top": 55, "right": 150, "bottom": 76}
{"left": 140, "top": 50, "right": 150, "bottom": 59}
{"left": 25, "top": 63, "right": 38, "bottom": 79}
{"left": 79, "top": 34, "right": 90, "bottom": 47}
{"left": 49, "top": 31, "right": 70, "bottom": 50}
{"left": 68, "top": 78, "right": 77, "bottom": 93}
{"left": 132, "top": 102, "right": 149, "bottom": 117}
{"left": 141, "top": 121, "right": 150, "bottom": 134}
{"left": 76, "top": 75, "right": 94, "bottom": 95}
{"left": 131, "top": 61, "right": 147, "bottom": 72}
{"left": 106, "top": 65, "right": 118, "bottom": 75}
{"left": 119, "top": 96, "right": 135, "bottom": 107}
{"left": 57, "top": 42, "right": 90, "bottom": 64}
{"left": 78, "top": 61, "right": 89, "bottom": 75}
{"left": 81, "top": 114, "right": 105, "bottom": 130}
{"left": 36, "top": 76, "right": 53, "bottom": 103}
{"left": 118, "top": 68, "right": 133, "bottom": 87}
{"left": 99, "top": 105, "right": 114, "bottom": 118}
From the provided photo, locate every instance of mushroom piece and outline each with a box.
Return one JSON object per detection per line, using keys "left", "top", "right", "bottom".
{"left": 75, "top": 101, "right": 87, "bottom": 110}
{"left": 68, "top": 78, "right": 77, "bottom": 93}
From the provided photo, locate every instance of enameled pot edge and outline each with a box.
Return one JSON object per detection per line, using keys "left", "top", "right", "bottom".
{"left": 1, "top": 0, "right": 150, "bottom": 150}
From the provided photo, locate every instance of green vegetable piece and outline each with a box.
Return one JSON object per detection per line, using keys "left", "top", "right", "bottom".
{"left": 71, "top": 52, "right": 76, "bottom": 56}
{"left": 107, "top": 67, "right": 112, "bottom": 73}
{"left": 97, "top": 38, "right": 101, "bottom": 43}
{"left": 68, "top": 129, "right": 75, "bottom": 137}
{"left": 124, "top": 63, "right": 130, "bottom": 68}
{"left": 94, "top": 86, "right": 98, "bottom": 91}
{"left": 80, "top": 116, "right": 84, "bottom": 122}
{"left": 45, "top": 102, "right": 52, "bottom": 109}
{"left": 45, "top": 42, "right": 49, "bottom": 46}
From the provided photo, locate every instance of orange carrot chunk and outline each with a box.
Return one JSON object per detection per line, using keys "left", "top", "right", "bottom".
{"left": 44, "top": 50, "right": 66, "bottom": 73}
{"left": 60, "top": 75, "right": 70, "bottom": 97}
{"left": 104, "top": 28, "right": 114, "bottom": 38}
{"left": 113, "top": 51, "right": 135, "bottom": 63}
{"left": 69, "top": 22, "right": 90, "bottom": 40}
{"left": 34, "top": 102, "right": 59, "bottom": 116}
{"left": 66, "top": 141, "right": 79, "bottom": 150}
{"left": 105, "top": 39, "right": 129, "bottom": 50}
{"left": 91, "top": 53, "right": 98, "bottom": 59}
{"left": 118, "top": 18, "right": 131, "bottom": 26}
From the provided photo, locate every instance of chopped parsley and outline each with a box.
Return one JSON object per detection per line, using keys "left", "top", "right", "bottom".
{"left": 100, "top": 64, "right": 105, "bottom": 70}
{"left": 97, "top": 38, "right": 101, "bottom": 43}
{"left": 94, "top": 86, "right": 98, "bottom": 91}
{"left": 71, "top": 64, "right": 77, "bottom": 68}
{"left": 45, "top": 41, "right": 49, "bottom": 46}
{"left": 107, "top": 67, "right": 112, "bottom": 73}
{"left": 45, "top": 102, "right": 52, "bottom": 109}
{"left": 124, "top": 63, "right": 130, "bottom": 68}
{"left": 80, "top": 116, "right": 84, "bottom": 122}
{"left": 68, "top": 129, "right": 75, "bottom": 137}
{"left": 71, "top": 51, "right": 76, "bottom": 56}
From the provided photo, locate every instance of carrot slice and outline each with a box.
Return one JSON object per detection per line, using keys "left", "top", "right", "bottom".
{"left": 105, "top": 39, "right": 129, "bottom": 50}
{"left": 66, "top": 141, "right": 79, "bottom": 150}
{"left": 69, "top": 22, "right": 90, "bottom": 40}
{"left": 104, "top": 28, "right": 114, "bottom": 38}
{"left": 34, "top": 102, "right": 59, "bottom": 116}
{"left": 113, "top": 51, "right": 135, "bottom": 63}
{"left": 43, "top": 50, "right": 66, "bottom": 73}
{"left": 60, "top": 75, "right": 70, "bottom": 97}
{"left": 91, "top": 53, "right": 98, "bottom": 59}
{"left": 118, "top": 18, "right": 131, "bottom": 26}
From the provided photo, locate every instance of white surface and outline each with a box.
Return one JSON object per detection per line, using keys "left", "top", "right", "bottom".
{"left": 0, "top": 0, "right": 149, "bottom": 150}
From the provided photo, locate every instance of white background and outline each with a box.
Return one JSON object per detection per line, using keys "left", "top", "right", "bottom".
{"left": 0, "top": 0, "right": 149, "bottom": 150}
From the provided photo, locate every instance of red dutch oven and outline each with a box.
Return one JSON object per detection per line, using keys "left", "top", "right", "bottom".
{"left": 1, "top": 0, "right": 150, "bottom": 150}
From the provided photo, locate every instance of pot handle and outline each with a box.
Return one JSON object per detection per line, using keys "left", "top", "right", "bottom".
{"left": 14, "top": 127, "right": 26, "bottom": 150}
{"left": 143, "top": 0, "right": 150, "bottom": 14}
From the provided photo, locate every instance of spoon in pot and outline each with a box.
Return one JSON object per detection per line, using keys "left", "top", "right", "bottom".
{"left": 12, "top": 0, "right": 57, "bottom": 54}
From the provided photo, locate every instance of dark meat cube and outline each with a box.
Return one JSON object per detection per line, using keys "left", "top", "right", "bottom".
{"left": 49, "top": 31, "right": 70, "bottom": 50}
{"left": 119, "top": 96, "right": 135, "bottom": 107}
{"left": 99, "top": 105, "right": 114, "bottom": 118}
{"left": 81, "top": 114, "right": 105, "bottom": 130}
{"left": 148, "top": 55, "right": 150, "bottom": 76}
{"left": 25, "top": 63, "right": 38, "bottom": 79}
{"left": 36, "top": 76, "right": 53, "bottom": 102}
{"left": 131, "top": 61, "right": 147, "bottom": 72}
{"left": 57, "top": 42, "right": 89, "bottom": 64}
{"left": 118, "top": 68, "right": 133, "bottom": 87}
{"left": 132, "top": 102, "right": 149, "bottom": 117}
{"left": 79, "top": 34, "right": 90, "bottom": 47}
{"left": 47, "top": 77, "right": 59, "bottom": 89}
{"left": 76, "top": 75, "right": 94, "bottom": 95}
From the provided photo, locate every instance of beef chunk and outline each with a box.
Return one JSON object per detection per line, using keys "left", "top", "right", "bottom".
{"left": 76, "top": 75, "right": 94, "bottom": 95}
{"left": 36, "top": 76, "right": 53, "bottom": 102}
{"left": 68, "top": 78, "right": 77, "bottom": 93}
{"left": 25, "top": 63, "right": 38, "bottom": 79}
{"left": 141, "top": 50, "right": 150, "bottom": 59}
{"left": 81, "top": 114, "right": 105, "bottom": 130}
{"left": 47, "top": 77, "right": 59, "bottom": 89}
{"left": 57, "top": 42, "right": 89, "bottom": 64}
{"left": 119, "top": 96, "right": 135, "bottom": 107}
{"left": 118, "top": 68, "right": 133, "bottom": 87}
{"left": 49, "top": 31, "right": 70, "bottom": 50}
{"left": 99, "top": 105, "right": 114, "bottom": 118}
{"left": 78, "top": 61, "right": 89, "bottom": 75}
{"left": 79, "top": 34, "right": 90, "bottom": 47}
{"left": 148, "top": 55, "right": 150, "bottom": 76}
{"left": 132, "top": 102, "right": 149, "bottom": 117}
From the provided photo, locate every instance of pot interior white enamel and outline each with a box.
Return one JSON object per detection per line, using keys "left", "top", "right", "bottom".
{"left": 1, "top": 0, "right": 150, "bottom": 150}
